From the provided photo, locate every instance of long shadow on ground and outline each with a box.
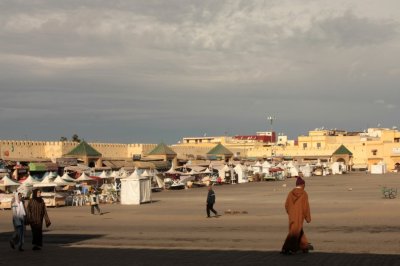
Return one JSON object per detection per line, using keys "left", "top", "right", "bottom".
{"left": 0, "top": 231, "right": 104, "bottom": 245}
{"left": 1, "top": 243, "right": 400, "bottom": 266}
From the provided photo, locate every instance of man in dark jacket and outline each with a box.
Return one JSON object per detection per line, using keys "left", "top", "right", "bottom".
{"left": 26, "top": 189, "right": 51, "bottom": 251}
{"left": 206, "top": 185, "right": 218, "bottom": 218}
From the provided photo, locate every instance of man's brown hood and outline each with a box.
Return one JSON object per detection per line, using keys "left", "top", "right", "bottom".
{"left": 288, "top": 188, "right": 305, "bottom": 204}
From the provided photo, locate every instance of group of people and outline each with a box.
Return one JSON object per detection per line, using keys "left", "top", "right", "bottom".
{"left": 10, "top": 175, "right": 312, "bottom": 254}
{"left": 206, "top": 175, "right": 313, "bottom": 255}
{"left": 9, "top": 189, "right": 51, "bottom": 251}
{"left": 9, "top": 187, "right": 103, "bottom": 252}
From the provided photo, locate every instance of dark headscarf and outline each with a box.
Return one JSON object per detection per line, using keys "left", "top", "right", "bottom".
{"left": 32, "top": 189, "right": 42, "bottom": 202}
{"left": 296, "top": 176, "right": 305, "bottom": 186}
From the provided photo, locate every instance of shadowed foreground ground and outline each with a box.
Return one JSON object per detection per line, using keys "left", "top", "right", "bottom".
{"left": 1, "top": 173, "right": 400, "bottom": 265}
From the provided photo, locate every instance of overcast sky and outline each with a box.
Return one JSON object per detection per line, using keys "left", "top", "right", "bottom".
{"left": 0, "top": 0, "right": 399, "bottom": 144}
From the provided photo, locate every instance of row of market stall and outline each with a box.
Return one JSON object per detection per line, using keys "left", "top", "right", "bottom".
{"left": 1, "top": 159, "right": 352, "bottom": 209}
{"left": 0, "top": 171, "right": 116, "bottom": 209}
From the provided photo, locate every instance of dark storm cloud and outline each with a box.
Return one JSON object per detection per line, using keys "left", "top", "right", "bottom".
{"left": 0, "top": 0, "right": 400, "bottom": 143}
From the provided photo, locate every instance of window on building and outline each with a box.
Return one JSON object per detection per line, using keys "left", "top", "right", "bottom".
{"left": 317, "top": 143, "right": 321, "bottom": 149}
{"left": 372, "top": 149, "right": 377, "bottom": 156}
{"left": 303, "top": 143, "right": 307, "bottom": 149}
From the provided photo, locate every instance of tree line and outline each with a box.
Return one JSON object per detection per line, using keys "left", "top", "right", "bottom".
{"left": 59, "top": 134, "right": 81, "bottom": 142}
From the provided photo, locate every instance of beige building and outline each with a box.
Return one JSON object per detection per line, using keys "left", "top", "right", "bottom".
{"left": 2, "top": 127, "right": 400, "bottom": 171}
{"left": 173, "top": 128, "right": 400, "bottom": 171}
{"left": 0, "top": 140, "right": 156, "bottom": 163}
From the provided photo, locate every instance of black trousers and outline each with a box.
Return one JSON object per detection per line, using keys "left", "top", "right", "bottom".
{"left": 206, "top": 203, "right": 217, "bottom": 217}
{"left": 91, "top": 204, "right": 101, "bottom": 214}
{"left": 31, "top": 224, "right": 43, "bottom": 247}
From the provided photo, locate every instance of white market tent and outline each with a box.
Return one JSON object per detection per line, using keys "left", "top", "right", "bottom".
{"left": 234, "top": 164, "right": 248, "bottom": 183}
{"left": 287, "top": 162, "right": 299, "bottom": 177}
{"left": 76, "top": 172, "right": 93, "bottom": 182}
{"left": 218, "top": 164, "right": 233, "bottom": 182}
{"left": 300, "top": 164, "right": 313, "bottom": 177}
{"left": 189, "top": 169, "right": 198, "bottom": 175}
{"left": 110, "top": 171, "right": 119, "bottom": 178}
{"left": 252, "top": 161, "right": 262, "bottom": 174}
{"left": 141, "top": 169, "right": 152, "bottom": 177}
{"left": 98, "top": 171, "right": 110, "bottom": 179}
{"left": 0, "top": 175, "right": 21, "bottom": 186}
{"left": 54, "top": 175, "right": 75, "bottom": 186}
{"left": 202, "top": 168, "right": 212, "bottom": 174}
{"left": 61, "top": 173, "right": 76, "bottom": 182}
{"left": 120, "top": 170, "right": 151, "bottom": 205}
{"left": 166, "top": 164, "right": 176, "bottom": 174}
{"left": 20, "top": 175, "right": 40, "bottom": 186}
{"left": 34, "top": 175, "right": 57, "bottom": 187}
{"left": 371, "top": 161, "right": 387, "bottom": 174}
{"left": 43, "top": 171, "right": 57, "bottom": 179}
{"left": 262, "top": 161, "right": 272, "bottom": 175}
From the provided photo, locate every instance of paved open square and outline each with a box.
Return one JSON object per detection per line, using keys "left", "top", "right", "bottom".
{"left": 1, "top": 173, "right": 400, "bottom": 265}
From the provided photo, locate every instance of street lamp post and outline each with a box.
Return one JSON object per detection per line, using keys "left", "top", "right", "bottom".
{"left": 267, "top": 115, "right": 276, "bottom": 160}
{"left": 267, "top": 115, "right": 276, "bottom": 132}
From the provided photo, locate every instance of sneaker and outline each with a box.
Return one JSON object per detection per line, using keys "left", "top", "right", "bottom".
{"left": 10, "top": 240, "right": 15, "bottom": 250}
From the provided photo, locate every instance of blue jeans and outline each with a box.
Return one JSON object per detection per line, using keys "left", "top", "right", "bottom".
{"left": 11, "top": 225, "right": 24, "bottom": 248}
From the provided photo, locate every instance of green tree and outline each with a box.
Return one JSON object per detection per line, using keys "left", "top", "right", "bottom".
{"left": 72, "top": 134, "right": 81, "bottom": 143}
{"left": 60, "top": 136, "right": 68, "bottom": 142}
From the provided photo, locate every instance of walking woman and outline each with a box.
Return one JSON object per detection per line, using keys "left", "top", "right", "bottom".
{"left": 10, "top": 192, "right": 26, "bottom": 251}
{"left": 26, "top": 189, "right": 51, "bottom": 251}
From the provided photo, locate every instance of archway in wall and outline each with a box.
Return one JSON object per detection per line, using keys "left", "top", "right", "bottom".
{"left": 336, "top": 158, "right": 346, "bottom": 163}
{"left": 88, "top": 161, "right": 95, "bottom": 168}
{"left": 395, "top": 163, "right": 400, "bottom": 171}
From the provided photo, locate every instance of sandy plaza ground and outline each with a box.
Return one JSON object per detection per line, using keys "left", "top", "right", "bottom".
{"left": 1, "top": 172, "right": 400, "bottom": 266}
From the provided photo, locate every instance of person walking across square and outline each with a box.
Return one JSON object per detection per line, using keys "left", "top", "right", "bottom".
{"left": 26, "top": 189, "right": 51, "bottom": 251}
{"left": 281, "top": 176, "right": 313, "bottom": 254}
{"left": 10, "top": 193, "right": 26, "bottom": 251}
{"left": 206, "top": 185, "right": 218, "bottom": 218}
{"left": 89, "top": 189, "right": 102, "bottom": 215}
